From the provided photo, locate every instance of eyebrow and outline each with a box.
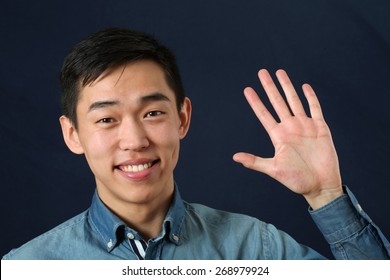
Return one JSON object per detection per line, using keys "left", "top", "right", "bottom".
{"left": 87, "top": 92, "right": 171, "bottom": 113}
{"left": 140, "top": 92, "right": 171, "bottom": 104}
{"left": 88, "top": 100, "right": 120, "bottom": 113}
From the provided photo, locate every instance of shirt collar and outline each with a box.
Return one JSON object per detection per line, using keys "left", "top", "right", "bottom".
{"left": 88, "top": 183, "right": 186, "bottom": 252}
{"left": 162, "top": 183, "right": 186, "bottom": 245}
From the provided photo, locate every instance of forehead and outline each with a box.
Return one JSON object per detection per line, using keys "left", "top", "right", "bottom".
{"left": 77, "top": 60, "right": 175, "bottom": 105}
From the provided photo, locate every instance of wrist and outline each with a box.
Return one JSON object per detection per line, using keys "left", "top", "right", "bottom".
{"left": 304, "top": 186, "right": 344, "bottom": 210}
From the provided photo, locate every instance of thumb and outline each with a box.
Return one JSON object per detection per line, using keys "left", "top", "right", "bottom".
{"left": 233, "top": 152, "right": 273, "bottom": 175}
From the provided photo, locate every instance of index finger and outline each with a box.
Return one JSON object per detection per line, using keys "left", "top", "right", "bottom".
{"left": 244, "top": 87, "right": 278, "bottom": 133}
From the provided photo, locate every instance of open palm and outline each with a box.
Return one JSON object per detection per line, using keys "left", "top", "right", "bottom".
{"left": 233, "top": 69, "right": 343, "bottom": 209}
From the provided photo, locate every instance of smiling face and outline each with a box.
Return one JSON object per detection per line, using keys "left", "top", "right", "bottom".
{"left": 60, "top": 60, "right": 191, "bottom": 214}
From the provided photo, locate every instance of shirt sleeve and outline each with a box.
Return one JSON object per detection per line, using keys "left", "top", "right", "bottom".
{"left": 309, "top": 186, "right": 390, "bottom": 259}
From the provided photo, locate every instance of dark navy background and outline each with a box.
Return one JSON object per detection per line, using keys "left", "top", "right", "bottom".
{"left": 1, "top": 0, "right": 389, "bottom": 259}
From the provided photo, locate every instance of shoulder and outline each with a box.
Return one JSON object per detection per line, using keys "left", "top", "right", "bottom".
{"left": 3, "top": 210, "right": 90, "bottom": 260}
{"left": 181, "top": 201, "right": 318, "bottom": 259}
{"left": 182, "top": 201, "right": 300, "bottom": 243}
{"left": 183, "top": 201, "right": 264, "bottom": 229}
{"left": 181, "top": 201, "right": 280, "bottom": 259}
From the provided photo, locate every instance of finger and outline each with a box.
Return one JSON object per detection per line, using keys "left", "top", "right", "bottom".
{"left": 275, "top": 69, "right": 306, "bottom": 117}
{"left": 233, "top": 152, "right": 273, "bottom": 175}
{"left": 302, "top": 83, "right": 324, "bottom": 120}
{"left": 258, "top": 69, "right": 291, "bottom": 121}
{"left": 244, "top": 87, "right": 278, "bottom": 133}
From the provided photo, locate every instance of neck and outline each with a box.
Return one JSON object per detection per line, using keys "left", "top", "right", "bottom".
{"left": 121, "top": 194, "right": 173, "bottom": 240}
{"left": 97, "top": 182, "right": 175, "bottom": 241}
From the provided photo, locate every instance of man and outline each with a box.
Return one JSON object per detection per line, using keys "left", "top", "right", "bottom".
{"left": 3, "top": 28, "right": 390, "bottom": 259}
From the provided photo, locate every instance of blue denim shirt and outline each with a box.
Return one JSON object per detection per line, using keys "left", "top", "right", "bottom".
{"left": 3, "top": 186, "right": 390, "bottom": 259}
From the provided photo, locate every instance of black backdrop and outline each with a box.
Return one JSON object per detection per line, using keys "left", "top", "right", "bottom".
{"left": 1, "top": 0, "right": 389, "bottom": 259}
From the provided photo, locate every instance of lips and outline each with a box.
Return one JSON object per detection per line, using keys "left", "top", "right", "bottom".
{"left": 118, "top": 162, "right": 152, "bottom": 173}
{"left": 115, "top": 159, "right": 159, "bottom": 180}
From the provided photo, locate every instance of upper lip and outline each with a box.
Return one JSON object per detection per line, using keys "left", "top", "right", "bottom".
{"left": 115, "top": 158, "right": 158, "bottom": 167}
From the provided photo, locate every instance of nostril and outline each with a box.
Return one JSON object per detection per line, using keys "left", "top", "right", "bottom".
{"left": 119, "top": 140, "right": 150, "bottom": 151}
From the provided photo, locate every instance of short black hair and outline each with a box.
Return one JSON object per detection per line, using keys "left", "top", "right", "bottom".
{"left": 60, "top": 28, "right": 185, "bottom": 129}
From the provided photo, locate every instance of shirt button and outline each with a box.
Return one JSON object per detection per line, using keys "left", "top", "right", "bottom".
{"left": 107, "top": 241, "right": 113, "bottom": 248}
{"left": 172, "top": 234, "right": 179, "bottom": 242}
{"left": 127, "top": 233, "right": 135, "bottom": 239}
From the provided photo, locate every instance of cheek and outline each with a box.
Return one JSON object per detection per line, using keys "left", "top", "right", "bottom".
{"left": 148, "top": 124, "right": 181, "bottom": 155}
{"left": 79, "top": 132, "right": 116, "bottom": 168}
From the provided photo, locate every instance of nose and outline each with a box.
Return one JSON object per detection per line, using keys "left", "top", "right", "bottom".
{"left": 118, "top": 119, "right": 149, "bottom": 151}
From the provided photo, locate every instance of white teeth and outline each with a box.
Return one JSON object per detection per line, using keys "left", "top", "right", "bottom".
{"left": 121, "top": 162, "right": 152, "bottom": 172}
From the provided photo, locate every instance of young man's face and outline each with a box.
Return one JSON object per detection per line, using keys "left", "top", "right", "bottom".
{"left": 60, "top": 60, "right": 191, "bottom": 213}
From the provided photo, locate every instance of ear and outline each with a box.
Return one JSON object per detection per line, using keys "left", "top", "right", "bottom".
{"left": 178, "top": 97, "right": 192, "bottom": 139}
{"left": 59, "top": 115, "right": 85, "bottom": 154}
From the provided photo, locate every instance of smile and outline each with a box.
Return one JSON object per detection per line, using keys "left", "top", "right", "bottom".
{"left": 119, "top": 162, "right": 152, "bottom": 173}
{"left": 116, "top": 159, "right": 159, "bottom": 174}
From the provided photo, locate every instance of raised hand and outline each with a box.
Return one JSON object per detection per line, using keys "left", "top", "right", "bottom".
{"left": 233, "top": 69, "right": 343, "bottom": 209}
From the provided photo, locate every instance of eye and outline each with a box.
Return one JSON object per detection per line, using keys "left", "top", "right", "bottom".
{"left": 145, "top": 111, "right": 164, "bottom": 118}
{"left": 97, "top": 118, "right": 114, "bottom": 123}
